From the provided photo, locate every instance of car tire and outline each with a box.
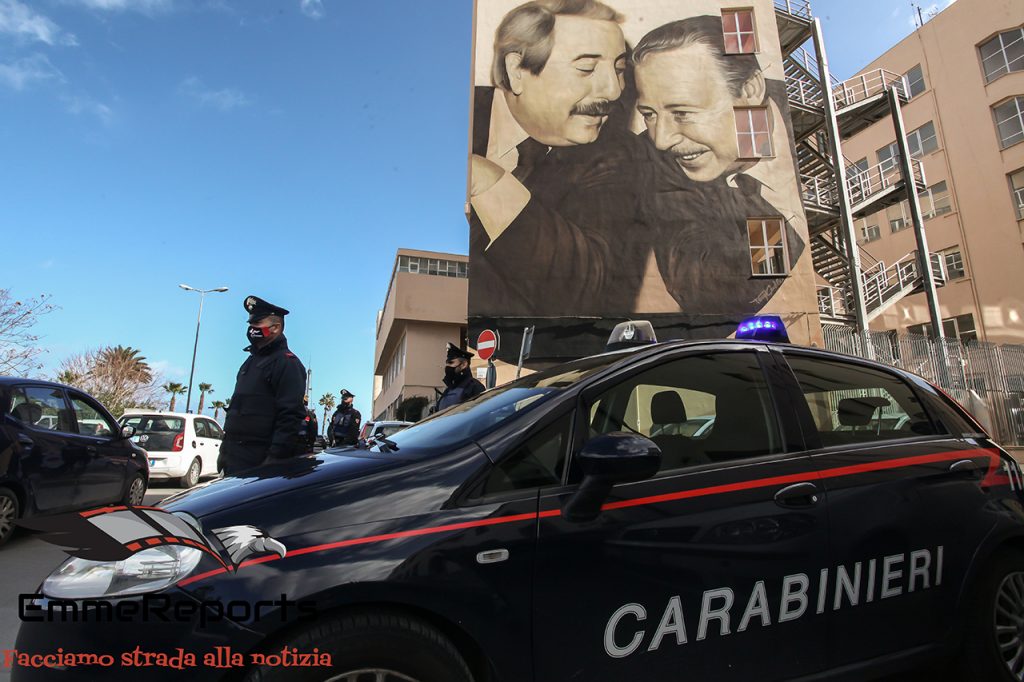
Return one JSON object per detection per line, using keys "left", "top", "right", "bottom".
{"left": 958, "top": 549, "right": 1024, "bottom": 681}
{"left": 0, "top": 487, "right": 20, "bottom": 546}
{"left": 242, "top": 610, "right": 474, "bottom": 682}
{"left": 122, "top": 474, "right": 146, "bottom": 506}
{"left": 179, "top": 458, "right": 201, "bottom": 488}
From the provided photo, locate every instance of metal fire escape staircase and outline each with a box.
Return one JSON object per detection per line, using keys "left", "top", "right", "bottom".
{"left": 775, "top": 1, "right": 946, "bottom": 326}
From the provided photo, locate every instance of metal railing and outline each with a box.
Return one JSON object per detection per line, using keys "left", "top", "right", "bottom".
{"left": 786, "top": 68, "right": 825, "bottom": 108}
{"left": 861, "top": 251, "right": 945, "bottom": 314}
{"left": 833, "top": 69, "right": 907, "bottom": 110}
{"left": 774, "top": 0, "right": 813, "bottom": 20}
{"left": 790, "top": 48, "right": 841, "bottom": 88}
{"left": 801, "top": 173, "right": 838, "bottom": 208}
{"left": 822, "top": 325, "right": 1024, "bottom": 447}
{"left": 846, "top": 158, "right": 925, "bottom": 208}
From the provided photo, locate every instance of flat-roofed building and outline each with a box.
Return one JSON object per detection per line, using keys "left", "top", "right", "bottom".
{"left": 372, "top": 249, "right": 469, "bottom": 421}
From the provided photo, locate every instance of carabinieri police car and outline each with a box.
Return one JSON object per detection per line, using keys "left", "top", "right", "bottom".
{"left": 13, "top": 319, "right": 1024, "bottom": 682}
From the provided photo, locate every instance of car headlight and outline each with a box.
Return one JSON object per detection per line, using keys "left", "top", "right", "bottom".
{"left": 42, "top": 545, "right": 203, "bottom": 599}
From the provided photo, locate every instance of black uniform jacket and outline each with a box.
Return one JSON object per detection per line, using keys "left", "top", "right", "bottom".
{"left": 220, "top": 335, "right": 306, "bottom": 471}
{"left": 436, "top": 371, "right": 486, "bottom": 412}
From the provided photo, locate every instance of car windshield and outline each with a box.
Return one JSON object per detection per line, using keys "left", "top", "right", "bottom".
{"left": 121, "top": 415, "right": 185, "bottom": 433}
{"left": 381, "top": 352, "right": 628, "bottom": 452}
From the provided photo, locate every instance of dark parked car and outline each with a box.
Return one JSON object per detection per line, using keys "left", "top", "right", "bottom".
{"left": 0, "top": 377, "right": 149, "bottom": 545}
{"left": 12, "top": 340, "right": 1024, "bottom": 682}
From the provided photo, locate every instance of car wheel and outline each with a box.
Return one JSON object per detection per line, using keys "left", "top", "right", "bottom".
{"left": 0, "top": 488, "right": 20, "bottom": 546}
{"left": 179, "top": 458, "right": 201, "bottom": 488}
{"left": 242, "top": 610, "right": 473, "bottom": 682}
{"left": 122, "top": 474, "right": 146, "bottom": 506}
{"left": 959, "top": 549, "right": 1024, "bottom": 681}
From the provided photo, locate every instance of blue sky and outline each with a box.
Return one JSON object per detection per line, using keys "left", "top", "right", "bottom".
{"left": 1, "top": 0, "right": 955, "bottom": 419}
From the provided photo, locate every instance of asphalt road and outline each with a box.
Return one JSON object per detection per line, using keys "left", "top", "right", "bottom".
{"left": 0, "top": 482, "right": 956, "bottom": 682}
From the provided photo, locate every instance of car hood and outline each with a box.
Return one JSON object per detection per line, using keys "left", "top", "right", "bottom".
{"left": 159, "top": 449, "right": 412, "bottom": 518}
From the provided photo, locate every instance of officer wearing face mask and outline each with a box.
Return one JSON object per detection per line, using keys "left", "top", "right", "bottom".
{"left": 218, "top": 296, "right": 307, "bottom": 476}
{"left": 435, "top": 343, "right": 486, "bottom": 413}
{"left": 329, "top": 389, "right": 361, "bottom": 447}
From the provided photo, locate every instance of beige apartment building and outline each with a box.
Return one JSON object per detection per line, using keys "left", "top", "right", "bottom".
{"left": 838, "top": 0, "right": 1024, "bottom": 344}
{"left": 372, "top": 249, "right": 469, "bottom": 422}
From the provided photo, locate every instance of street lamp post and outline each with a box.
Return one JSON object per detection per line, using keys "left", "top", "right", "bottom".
{"left": 179, "top": 284, "right": 229, "bottom": 414}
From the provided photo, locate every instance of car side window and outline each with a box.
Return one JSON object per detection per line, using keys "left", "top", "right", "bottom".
{"left": 193, "top": 420, "right": 210, "bottom": 438}
{"left": 67, "top": 394, "right": 116, "bottom": 437}
{"left": 205, "top": 420, "right": 224, "bottom": 439}
{"left": 586, "top": 351, "right": 782, "bottom": 474}
{"left": 10, "top": 387, "right": 75, "bottom": 433}
{"left": 784, "top": 354, "right": 937, "bottom": 447}
{"left": 478, "top": 412, "right": 572, "bottom": 496}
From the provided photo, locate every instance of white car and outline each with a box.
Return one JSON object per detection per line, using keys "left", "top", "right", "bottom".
{"left": 118, "top": 411, "right": 224, "bottom": 488}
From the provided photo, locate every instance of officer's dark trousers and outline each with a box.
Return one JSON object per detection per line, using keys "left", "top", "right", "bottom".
{"left": 218, "top": 440, "right": 268, "bottom": 476}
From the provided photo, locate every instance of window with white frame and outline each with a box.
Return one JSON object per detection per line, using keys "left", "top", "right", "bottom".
{"left": 857, "top": 218, "right": 881, "bottom": 243}
{"left": 943, "top": 249, "right": 965, "bottom": 280}
{"left": 877, "top": 141, "right": 900, "bottom": 173}
{"left": 1010, "top": 168, "right": 1024, "bottom": 221}
{"left": 903, "top": 64, "right": 925, "bottom": 98}
{"left": 734, "top": 108, "right": 773, "bottom": 158}
{"left": 747, "top": 218, "right": 787, "bottom": 276}
{"left": 397, "top": 255, "right": 468, "bottom": 279}
{"left": 722, "top": 9, "right": 757, "bottom": 54}
{"left": 887, "top": 201, "right": 909, "bottom": 232}
{"left": 908, "top": 314, "right": 978, "bottom": 343}
{"left": 979, "top": 28, "right": 1024, "bottom": 83}
{"left": 919, "top": 181, "right": 952, "bottom": 220}
{"left": 994, "top": 97, "right": 1024, "bottom": 149}
{"left": 907, "top": 121, "right": 938, "bottom": 158}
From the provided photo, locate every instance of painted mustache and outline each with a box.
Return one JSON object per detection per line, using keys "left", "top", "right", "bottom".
{"left": 571, "top": 100, "right": 614, "bottom": 117}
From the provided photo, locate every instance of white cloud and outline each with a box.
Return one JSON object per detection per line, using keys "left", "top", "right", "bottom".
{"left": 179, "top": 75, "right": 252, "bottom": 112}
{"left": 150, "top": 359, "right": 186, "bottom": 379}
{"left": 0, "top": 53, "right": 63, "bottom": 90}
{"left": 0, "top": 0, "right": 77, "bottom": 45}
{"left": 300, "top": 0, "right": 324, "bottom": 20}
{"left": 62, "top": 94, "right": 115, "bottom": 125}
{"left": 70, "top": 0, "right": 173, "bottom": 12}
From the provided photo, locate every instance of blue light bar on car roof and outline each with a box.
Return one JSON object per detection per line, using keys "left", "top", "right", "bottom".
{"left": 736, "top": 315, "right": 790, "bottom": 343}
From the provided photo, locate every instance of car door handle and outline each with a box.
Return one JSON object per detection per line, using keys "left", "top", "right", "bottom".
{"left": 17, "top": 434, "right": 33, "bottom": 446}
{"left": 192, "top": 441, "right": 197, "bottom": 449}
{"left": 774, "top": 482, "right": 820, "bottom": 508}
{"left": 949, "top": 459, "right": 981, "bottom": 474}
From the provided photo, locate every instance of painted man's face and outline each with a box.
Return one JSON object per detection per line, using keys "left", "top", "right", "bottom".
{"left": 508, "top": 15, "right": 626, "bottom": 147}
{"left": 635, "top": 42, "right": 743, "bottom": 182}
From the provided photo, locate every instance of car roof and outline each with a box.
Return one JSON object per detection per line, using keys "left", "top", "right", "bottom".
{"left": 0, "top": 376, "right": 82, "bottom": 390}
{"left": 120, "top": 411, "right": 201, "bottom": 420}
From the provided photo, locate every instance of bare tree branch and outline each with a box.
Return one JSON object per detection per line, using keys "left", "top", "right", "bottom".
{"left": 0, "top": 289, "right": 56, "bottom": 376}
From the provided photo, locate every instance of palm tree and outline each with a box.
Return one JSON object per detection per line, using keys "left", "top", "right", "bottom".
{"left": 197, "top": 382, "right": 213, "bottom": 414}
{"left": 318, "top": 393, "right": 336, "bottom": 435}
{"left": 210, "top": 400, "right": 227, "bottom": 421}
{"left": 99, "top": 346, "right": 152, "bottom": 383}
{"left": 163, "top": 382, "right": 187, "bottom": 411}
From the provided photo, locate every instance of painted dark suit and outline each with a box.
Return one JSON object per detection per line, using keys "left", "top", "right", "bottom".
{"left": 469, "top": 86, "right": 646, "bottom": 320}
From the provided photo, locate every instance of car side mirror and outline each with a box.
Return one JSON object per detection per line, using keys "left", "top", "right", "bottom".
{"left": 120, "top": 425, "right": 136, "bottom": 439}
{"left": 563, "top": 432, "right": 661, "bottom": 523}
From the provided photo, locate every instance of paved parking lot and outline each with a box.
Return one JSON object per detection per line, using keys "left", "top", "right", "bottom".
{"left": 0, "top": 482, "right": 956, "bottom": 682}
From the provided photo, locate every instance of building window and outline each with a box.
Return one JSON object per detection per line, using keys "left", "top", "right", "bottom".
{"left": 1010, "top": 168, "right": 1024, "bottom": 220}
{"left": 907, "top": 121, "right": 938, "bottom": 158}
{"left": 919, "top": 180, "right": 952, "bottom": 220}
{"left": 396, "top": 255, "right": 469, "bottom": 279}
{"left": 903, "top": 64, "right": 925, "bottom": 98}
{"left": 908, "top": 313, "right": 978, "bottom": 342}
{"left": 747, "top": 218, "right": 788, "bottom": 276}
{"left": 858, "top": 218, "right": 881, "bottom": 243}
{"left": 887, "top": 202, "right": 909, "bottom": 232}
{"left": 979, "top": 28, "right": 1024, "bottom": 83}
{"left": 943, "top": 249, "right": 965, "bottom": 280}
{"left": 735, "top": 108, "right": 772, "bottom": 158}
{"left": 722, "top": 9, "right": 757, "bottom": 54}
{"left": 877, "top": 141, "right": 900, "bottom": 173}
{"left": 994, "top": 96, "right": 1024, "bottom": 149}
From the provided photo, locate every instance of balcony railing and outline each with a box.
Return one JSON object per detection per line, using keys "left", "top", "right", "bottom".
{"left": 833, "top": 69, "right": 907, "bottom": 111}
{"left": 790, "top": 48, "right": 841, "bottom": 88}
{"left": 846, "top": 158, "right": 925, "bottom": 208}
{"left": 862, "top": 252, "right": 946, "bottom": 314}
{"left": 787, "top": 70, "right": 824, "bottom": 108}
{"left": 801, "top": 173, "right": 838, "bottom": 208}
{"left": 775, "top": 0, "right": 813, "bottom": 20}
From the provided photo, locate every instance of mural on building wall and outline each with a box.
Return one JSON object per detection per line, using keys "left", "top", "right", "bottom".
{"left": 468, "top": 0, "right": 821, "bottom": 361}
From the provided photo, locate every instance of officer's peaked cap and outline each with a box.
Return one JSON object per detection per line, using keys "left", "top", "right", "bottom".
{"left": 245, "top": 295, "right": 290, "bottom": 323}
{"left": 446, "top": 342, "right": 474, "bottom": 362}
{"left": 340, "top": 389, "right": 355, "bottom": 399}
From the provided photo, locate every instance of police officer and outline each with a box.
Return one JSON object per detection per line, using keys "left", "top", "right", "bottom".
{"left": 436, "top": 342, "right": 485, "bottom": 412}
{"left": 218, "top": 296, "right": 307, "bottom": 475}
{"left": 329, "top": 389, "right": 361, "bottom": 447}
{"left": 303, "top": 396, "right": 319, "bottom": 451}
